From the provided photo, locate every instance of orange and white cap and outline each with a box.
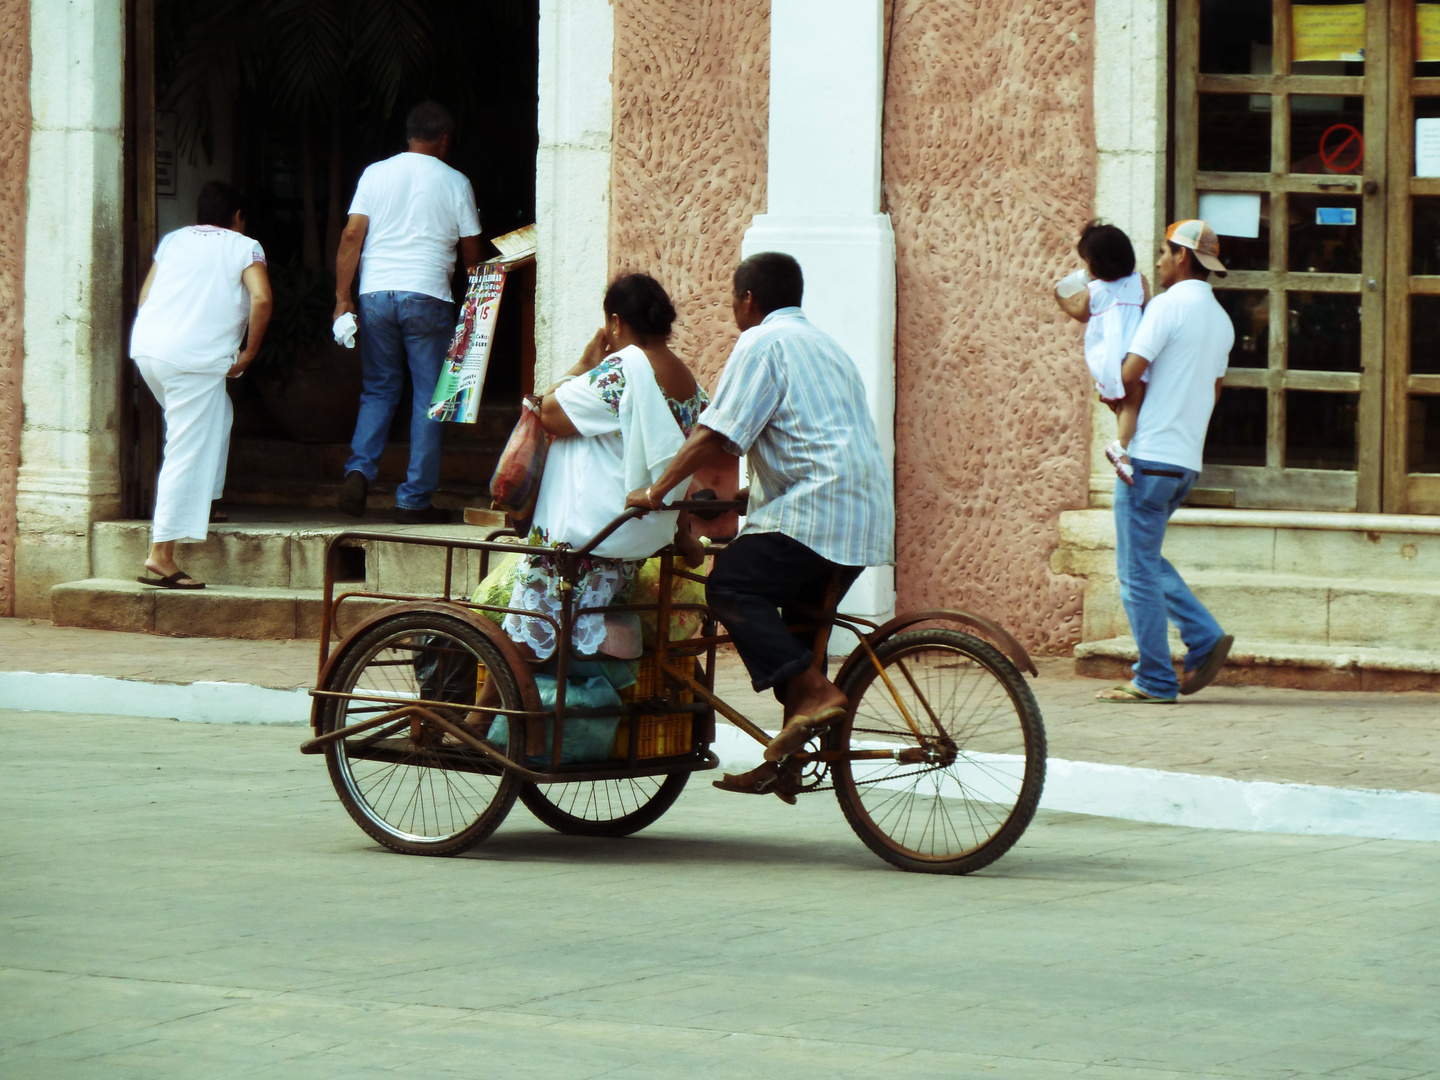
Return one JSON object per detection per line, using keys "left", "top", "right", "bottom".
{"left": 1165, "top": 219, "right": 1227, "bottom": 274}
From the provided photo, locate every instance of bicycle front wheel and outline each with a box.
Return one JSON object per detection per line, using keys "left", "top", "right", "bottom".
{"left": 832, "top": 629, "right": 1046, "bottom": 875}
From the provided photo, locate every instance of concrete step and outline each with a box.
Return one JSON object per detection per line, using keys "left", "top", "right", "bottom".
{"left": 1181, "top": 571, "right": 1440, "bottom": 651}
{"left": 1057, "top": 508, "right": 1440, "bottom": 581}
{"left": 50, "top": 579, "right": 401, "bottom": 641}
{"left": 220, "top": 477, "right": 489, "bottom": 510}
{"left": 221, "top": 403, "right": 517, "bottom": 508}
{"left": 1056, "top": 509, "right": 1440, "bottom": 661}
{"left": 223, "top": 439, "right": 505, "bottom": 510}
{"left": 1075, "top": 636, "right": 1440, "bottom": 693}
{"left": 88, "top": 510, "right": 510, "bottom": 594}
{"left": 1066, "top": 565, "right": 1440, "bottom": 654}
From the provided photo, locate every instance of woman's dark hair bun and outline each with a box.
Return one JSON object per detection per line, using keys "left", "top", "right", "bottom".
{"left": 604, "top": 273, "right": 676, "bottom": 338}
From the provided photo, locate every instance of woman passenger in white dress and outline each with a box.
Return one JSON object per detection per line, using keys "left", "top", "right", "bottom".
{"left": 501, "top": 273, "right": 708, "bottom": 666}
{"left": 130, "top": 181, "right": 273, "bottom": 589}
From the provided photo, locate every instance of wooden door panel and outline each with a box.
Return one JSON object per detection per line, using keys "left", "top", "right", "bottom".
{"left": 1182, "top": 0, "right": 1390, "bottom": 513}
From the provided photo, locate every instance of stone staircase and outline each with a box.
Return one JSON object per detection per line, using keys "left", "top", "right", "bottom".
{"left": 52, "top": 509, "right": 509, "bottom": 641}
{"left": 220, "top": 403, "right": 518, "bottom": 511}
{"left": 1054, "top": 509, "right": 1440, "bottom": 691}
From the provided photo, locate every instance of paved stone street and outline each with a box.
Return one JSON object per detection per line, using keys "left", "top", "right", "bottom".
{"left": 2, "top": 709, "right": 1437, "bottom": 1079}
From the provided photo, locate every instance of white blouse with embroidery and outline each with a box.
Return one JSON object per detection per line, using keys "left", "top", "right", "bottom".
{"left": 501, "top": 345, "right": 708, "bottom": 660}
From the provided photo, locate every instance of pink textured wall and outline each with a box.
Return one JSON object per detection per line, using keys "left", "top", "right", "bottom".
{"left": 610, "top": 0, "right": 1095, "bottom": 652}
{"left": 608, "top": 0, "right": 769, "bottom": 394}
{"left": 885, "top": 0, "right": 1094, "bottom": 652}
{"left": 0, "top": 0, "right": 29, "bottom": 617}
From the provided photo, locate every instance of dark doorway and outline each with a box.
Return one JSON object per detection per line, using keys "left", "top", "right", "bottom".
{"left": 124, "top": 1, "right": 537, "bottom": 516}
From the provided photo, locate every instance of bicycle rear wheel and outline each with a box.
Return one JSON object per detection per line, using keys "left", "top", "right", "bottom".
{"left": 832, "top": 629, "right": 1045, "bottom": 875}
{"left": 318, "top": 610, "right": 525, "bottom": 856}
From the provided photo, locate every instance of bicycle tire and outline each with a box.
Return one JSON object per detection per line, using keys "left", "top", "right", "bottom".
{"left": 518, "top": 772, "right": 690, "bottom": 836}
{"left": 831, "top": 629, "right": 1046, "bottom": 875}
{"left": 318, "top": 610, "right": 525, "bottom": 856}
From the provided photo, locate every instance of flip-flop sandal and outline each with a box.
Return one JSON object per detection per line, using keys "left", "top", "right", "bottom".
{"left": 135, "top": 570, "right": 206, "bottom": 590}
{"left": 1095, "top": 683, "right": 1175, "bottom": 704}
{"left": 1180, "top": 634, "right": 1234, "bottom": 696}
{"left": 763, "top": 704, "right": 846, "bottom": 762}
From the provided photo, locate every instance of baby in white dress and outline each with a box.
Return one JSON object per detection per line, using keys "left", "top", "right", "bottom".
{"left": 1056, "top": 221, "right": 1149, "bottom": 484}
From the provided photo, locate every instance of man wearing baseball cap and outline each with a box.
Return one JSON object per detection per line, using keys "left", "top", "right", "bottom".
{"left": 1095, "top": 220, "right": 1235, "bottom": 703}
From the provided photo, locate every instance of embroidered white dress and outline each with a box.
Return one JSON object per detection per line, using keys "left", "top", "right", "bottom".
{"left": 1083, "top": 271, "right": 1146, "bottom": 402}
{"left": 502, "top": 345, "right": 708, "bottom": 660}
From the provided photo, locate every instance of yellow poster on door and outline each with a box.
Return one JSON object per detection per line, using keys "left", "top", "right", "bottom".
{"left": 1292, "top": 5, "right": 1366, "bottom": 63}
{"left": 1419, "top": 6, "right": 1440, "bottom": 64}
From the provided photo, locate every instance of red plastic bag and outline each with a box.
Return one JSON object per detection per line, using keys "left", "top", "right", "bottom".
{"left": 490, "top": 395, "right": 550, "bottom": 520}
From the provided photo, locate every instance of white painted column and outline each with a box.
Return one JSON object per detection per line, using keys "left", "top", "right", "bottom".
{"left": 742, "top": 0, "right": 897, "bottom": 638}
{"left": 1089, "top": 0, "right": 1168, "bottom": 506}
{"left": 16, "top": 0, "right": 126, "bottom": 615}
{"left": 534, "top": 0, "right": 614, "bottom": 389}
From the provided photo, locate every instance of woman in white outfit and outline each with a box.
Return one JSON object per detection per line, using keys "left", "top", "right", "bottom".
{"left": 130, "top": 181, "right": 273, "bottom": 589}
{"left": 484, "top": 274, "right": 706, "bottom": 754}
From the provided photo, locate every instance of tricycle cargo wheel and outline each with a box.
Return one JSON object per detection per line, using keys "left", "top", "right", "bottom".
{"left": 318, "top": 610, "right": 525, "bottom": 856}
{"left": 518, "top": 773, "right": 690, "bottom": 837}
{"left": 831, "top": 629, "right": 1046, "bottom": 875}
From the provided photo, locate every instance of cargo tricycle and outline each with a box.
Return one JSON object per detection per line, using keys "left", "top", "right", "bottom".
{"left": 301, "top": 500, "right": 1046, "bottom": 874}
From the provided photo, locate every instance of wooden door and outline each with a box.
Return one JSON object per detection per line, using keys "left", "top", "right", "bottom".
{"left": 1177, "top": 0, "right": 1389, "bottom": 512}
{"left": 1385, "top": 0, "right": 1440, "bottom": 513}
{"left": 121, "top": 0, "right": 162, "bottom": 519}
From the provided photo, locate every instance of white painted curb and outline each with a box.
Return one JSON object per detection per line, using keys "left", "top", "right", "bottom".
{"left": 3, "top": 670, "right": 1436, "bottom": 843}
{"left": 710, "top": 727, "right": 1440, "bottom": 844}
{"left": 1040, "top": 755, "right": 1440, "bottom": 843}
{"left": 0, "top": 671, "right": 311, "bottom": 725}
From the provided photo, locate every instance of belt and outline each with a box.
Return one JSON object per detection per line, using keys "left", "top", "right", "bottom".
{"left": 1139, "top": 468, "right": 1184, "bottom": 478}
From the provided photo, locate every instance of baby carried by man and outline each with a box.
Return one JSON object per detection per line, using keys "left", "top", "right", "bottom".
{"left": 1054, "top": 220, "right": 1150, "bottom": 484}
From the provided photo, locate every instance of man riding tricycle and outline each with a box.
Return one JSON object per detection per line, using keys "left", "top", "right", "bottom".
{"left": 301, "top": 254, "right": 1045, "bottom": 875}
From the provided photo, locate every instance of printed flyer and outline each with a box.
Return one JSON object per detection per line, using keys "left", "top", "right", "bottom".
{"left": 429, "top": 263, "right": 507, "bottom": 424}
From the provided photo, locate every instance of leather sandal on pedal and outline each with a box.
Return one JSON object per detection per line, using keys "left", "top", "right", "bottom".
{"left": 712, "top": 761, "right": 799, "bottom": 805}
{"left": 763, "top": 704, "right": 846, "bottom": 762}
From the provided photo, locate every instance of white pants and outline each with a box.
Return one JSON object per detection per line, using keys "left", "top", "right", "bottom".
{"left": 133, "top": 355, "right": 233, "bottom": 544}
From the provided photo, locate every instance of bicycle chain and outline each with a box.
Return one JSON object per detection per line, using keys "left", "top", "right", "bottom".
{"left": 805, "top": 763, "right": 945, "bottom": 794}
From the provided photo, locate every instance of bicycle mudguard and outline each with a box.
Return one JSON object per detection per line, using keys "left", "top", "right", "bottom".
{"left": 309, "top": 600, "right": 543, "bottom": 730}
{"left": 834, "top": 608, "right": 1039, "bottom": 688}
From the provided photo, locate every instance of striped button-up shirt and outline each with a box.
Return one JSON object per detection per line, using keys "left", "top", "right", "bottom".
{"left": 702, "top": 308, "right": 894, "bottom": 568}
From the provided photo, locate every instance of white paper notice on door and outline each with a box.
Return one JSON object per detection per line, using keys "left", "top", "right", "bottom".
{"left": 1197, "top": 192, "right": 1262, "bottom": 239}
{"left": 1417, "top": 118, "right": 1440, "bottom": 177}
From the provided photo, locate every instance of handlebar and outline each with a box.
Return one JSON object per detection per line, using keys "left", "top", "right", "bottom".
{"left": 573, "top": 497, "right": 747, "bottom": 558}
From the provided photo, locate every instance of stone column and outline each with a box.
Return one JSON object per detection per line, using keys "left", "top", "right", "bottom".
{"left": 1089, "top": 0, "right": 1168, "bottom": 507}
{"left": 534, "top": 0, "right": 613, "bottom": 389}
{"left": 742, "top": 0, "right": 897, "bottom": 632}
{"left": 15, "top": 0, "right": 125, "bottom": 614}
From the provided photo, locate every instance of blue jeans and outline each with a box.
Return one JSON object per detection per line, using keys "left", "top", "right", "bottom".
{"left": 1113, "top": 458, "right": 1225, "bottom": 698}
{"left": 345, "top": 291, "right": 454, "bottom": 509}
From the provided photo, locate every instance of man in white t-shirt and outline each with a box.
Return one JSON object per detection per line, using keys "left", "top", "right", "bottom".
{"left": 333, "top": 100, "right": 482, "bottom": 523}
{"left": 1096, "top": 220, "right": 1235, "bottom": 704}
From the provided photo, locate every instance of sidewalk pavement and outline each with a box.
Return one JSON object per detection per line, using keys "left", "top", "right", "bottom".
{"left": 3, "top": 616, "right": 1436, "bottom": 796}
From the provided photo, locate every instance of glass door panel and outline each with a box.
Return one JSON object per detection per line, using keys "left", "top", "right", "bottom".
{"left": 1384, "top": 6, "right": 1440, "bottom": 512}
{"left": 1180, "top": 0, "right": 1388, "bottom": 511}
